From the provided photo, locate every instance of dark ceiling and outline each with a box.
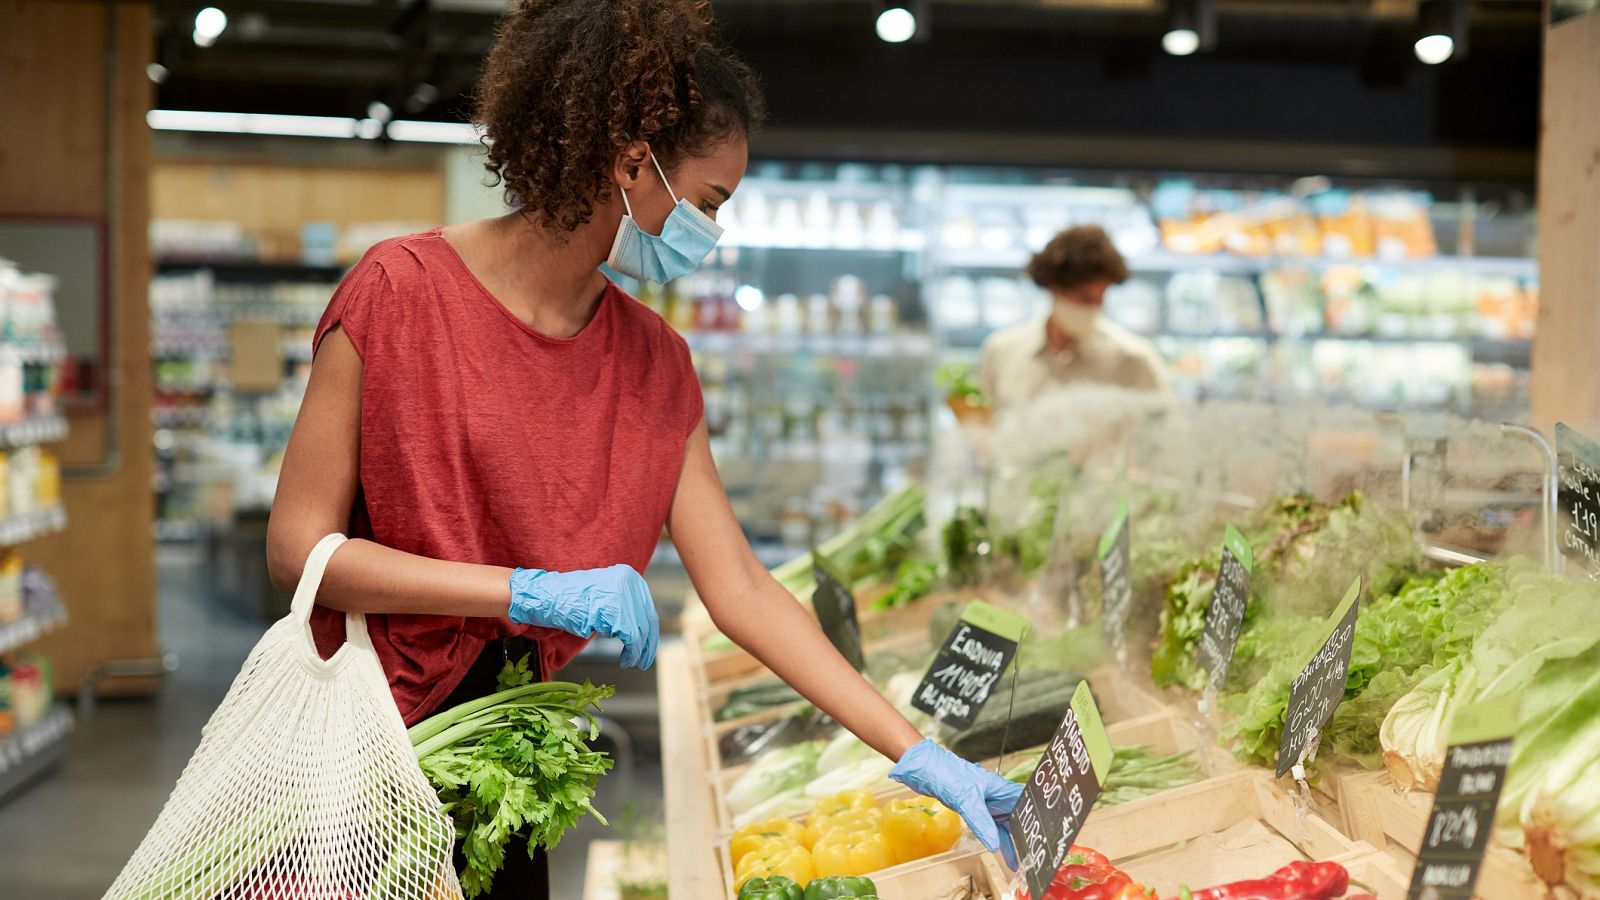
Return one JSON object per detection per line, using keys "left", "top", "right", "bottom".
{"left": 147, "top": 0, "right": 1547, "bottom": 182}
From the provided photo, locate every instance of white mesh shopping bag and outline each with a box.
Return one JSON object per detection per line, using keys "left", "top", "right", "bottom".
{"left": 105, "top": 534, "right": 464, "bottom": 900}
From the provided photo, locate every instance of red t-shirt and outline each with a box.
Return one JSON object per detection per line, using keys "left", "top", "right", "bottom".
{"left": 309, "top": 228, "right": 703, "bottom": 723}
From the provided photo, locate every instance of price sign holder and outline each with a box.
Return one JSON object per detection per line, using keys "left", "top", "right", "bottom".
{"left": 811, "top": 551, "right": 865, "bottom": 672}
{"left": 912, "top": 600, "right": 1028, "bottom": 730}
{"left": 1009, "top": 681, "right": 1112, "bottom": 900}
{"left": 1556, "top": 423, "right": 1600, "bottom": 580}
{"left": 1098, "top": 499, "right": 1132, "bottom": 667}
{"left": 1276, "top": 577, "right": 1361, "bottom": 779}
{"left": 1407, "top": 694, "right": 1520, "bottom": 900}
{"left": 1195, "top": 525, "right": 1253, "bottom": 769}
{"left": 1197, "top": 524, "right": 1254, "bottom": 690}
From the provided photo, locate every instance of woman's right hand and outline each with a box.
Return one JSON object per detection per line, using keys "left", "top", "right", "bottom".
{"left": 508, "top": 565, "right": 660, "bottom": 669}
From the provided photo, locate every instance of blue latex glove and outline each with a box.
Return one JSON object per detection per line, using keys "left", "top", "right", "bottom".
{"left": 508, "top": 565, "right": 659, "bottom": 669}
{"left": 889, "top": 738, "right": 1024, "bottom": 868}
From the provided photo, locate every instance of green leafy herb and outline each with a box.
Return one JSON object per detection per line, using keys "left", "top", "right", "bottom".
{"left": 409, "top": 679, "right": 616, "bottom": 897}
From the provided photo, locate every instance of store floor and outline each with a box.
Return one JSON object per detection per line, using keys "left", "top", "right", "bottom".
{"left": 0, "top": 542, "right": 667, "bottom": 899}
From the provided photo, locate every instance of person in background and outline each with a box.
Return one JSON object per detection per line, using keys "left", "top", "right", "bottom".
{"left": 267, "top": 2, "right": 1019, "bottom": 896}
{"left": 979, "top": 225, "right": 1169, "bottom": 412}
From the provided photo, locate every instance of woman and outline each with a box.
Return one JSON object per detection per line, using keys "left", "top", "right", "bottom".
{"left": 266, "top": 1, "right": 1020, "bottom": 896}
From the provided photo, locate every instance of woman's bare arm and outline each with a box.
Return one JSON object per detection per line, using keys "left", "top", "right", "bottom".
{"left": 266, "top": 327, "right": 512, "bottom": 616}
{"left": 667, "top": 420, "right": 924, "bottom": 762}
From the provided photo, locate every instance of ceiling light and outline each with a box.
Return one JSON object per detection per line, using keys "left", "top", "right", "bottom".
{"left": 1415, "top": 0, "right": 1468, "bottom": 65}
{"left": 147, "top": 110, "right": 359, "bottom": 139}
{"left": 1162, "top": 28, "right": 1200, "bottom": 56}
{"left": 193, "top": 7, "right": 227, "bottom": 45}
{"left": 876, "top": 6, "right": 916, "bottom": 43}
{"left": 366, "top": 101, "right": 392, "bottom": 123}
{"left": 1413, "top": 33, "right": 1454, "bottom": 65}
{"left": 384, "top": 120, "right": 481, "bottom": 144}
{"left": 1164, "top": 0, "right": 1214, "bottom": 56}
{"left": 147, "top": 110, "right": 485, "bottom": 144}
{"left": 146, "top": 63, "right": 169, "bottom": 84}
{"left": 734, "top": 285, "right": 764, "bottom": 312}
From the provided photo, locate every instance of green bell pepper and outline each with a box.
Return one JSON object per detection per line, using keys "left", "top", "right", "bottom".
{"left": 804, "top": 875, "right": 879, "bottom": 899}
{"left": 738, "top": 875, "right": 805, "bottom": 900}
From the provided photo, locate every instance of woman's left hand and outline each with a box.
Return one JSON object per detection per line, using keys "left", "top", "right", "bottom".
{"left": 889, "top": 739, "right": 1023, "bottom": 867}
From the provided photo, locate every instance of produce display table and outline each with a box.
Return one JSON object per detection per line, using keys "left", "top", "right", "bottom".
{"left": 661, "top": 613, "right": 1420, "bottom": 899}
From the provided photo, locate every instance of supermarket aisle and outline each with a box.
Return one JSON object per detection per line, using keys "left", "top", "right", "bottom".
{"left": 0, "top": 543, "right": 662, "bottom": 898}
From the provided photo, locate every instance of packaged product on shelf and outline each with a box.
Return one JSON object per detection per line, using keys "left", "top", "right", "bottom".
{"left": 0, "top": 652, "right": 51, "bottom": 736}
{"left": 0, "top": 551, "right": 21, "bottom": 624}
{"left": 8, "top": 445, "right": 36, "bottom": 516}
{"left": 36, "top": 448, "right": 59, "bottom": 507}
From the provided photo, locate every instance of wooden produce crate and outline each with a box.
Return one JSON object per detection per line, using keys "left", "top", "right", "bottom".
{"left": 659, "top": 643, "right": 728, "bottom": 900}
{"left": 1335, "top": 769, "right": 1552, "bottom": 900}
{"left": 1074, "top": 770, "right": 1401, "bottom": 898}
{"left": 718, "top": 844, "right": 1008, "bottom": 900}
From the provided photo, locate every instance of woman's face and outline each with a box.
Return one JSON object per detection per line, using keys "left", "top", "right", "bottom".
{"left": 619, "top": 135, "right": 749, "bottom": 234}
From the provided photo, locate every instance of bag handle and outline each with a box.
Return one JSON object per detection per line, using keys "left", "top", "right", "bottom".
{"left": 290, "top": 533, "right": 373, "bottom": 654}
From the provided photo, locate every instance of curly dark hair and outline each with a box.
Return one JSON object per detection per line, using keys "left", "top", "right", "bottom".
{"left": 1026, "top": 225, "right": 1130, "bottom": 291}
{"left": 476, "top": 0, "right": 766, "bottom": 233}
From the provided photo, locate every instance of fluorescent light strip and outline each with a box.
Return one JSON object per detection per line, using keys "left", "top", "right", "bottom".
{"left": 385, "top": 120, "right": 481, "bottom": 144}
{"left": 147, "top": 110, "right": 483, "bottom": 144}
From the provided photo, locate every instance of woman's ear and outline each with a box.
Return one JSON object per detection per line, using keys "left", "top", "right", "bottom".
{"left": 612, "top": 141, "right": 651, "bottom": 190}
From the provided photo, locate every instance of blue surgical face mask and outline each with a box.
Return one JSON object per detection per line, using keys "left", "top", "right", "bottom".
{"left": 603, "top": 152, "right": 723, "bottom": 283}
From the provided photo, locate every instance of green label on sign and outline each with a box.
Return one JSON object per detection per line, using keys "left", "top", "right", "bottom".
{"left": 1450, "top": 693, "right": 1520, "bottom": 746}
{"left": 959, "top": 599, "right": 1029, "bottom": 644}
{"left": 1097, "top": 499, "right": 1129, "bottom": 560}
{"left": 1070, "top": 680, "right": 1112, "bottom": 782}
{"left": 1224, "top": 523, "right": 1254, "bottom": 572}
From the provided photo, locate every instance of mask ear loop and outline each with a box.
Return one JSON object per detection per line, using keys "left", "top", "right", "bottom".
{"left": 649, "top": 151, "right": 681, "bottom": 202}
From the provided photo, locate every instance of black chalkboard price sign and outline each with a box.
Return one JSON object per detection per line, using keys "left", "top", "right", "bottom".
{"left": 1407, "top": 694, "right": 1519, "bottom": 900}
{"left": 1276, "top": 577, "right": 1360, "bottom": 778}
{"left": 1098, "top": 500, "right": 1132, "bottom": 661}
{"left": 911, "top": 600, "right": 1028, "bottom": 730}
{"left": 812, "top": 553, "right": 865, "bottom": 672}
{"left": 1556, "top": 423, "right": 1600, "bottom": 581}
{"left": 1009, "top": 681, "right": 1113, "bottom": 900}
{"left": 1196, "top": 524, "right": 1253, "bottom": 690}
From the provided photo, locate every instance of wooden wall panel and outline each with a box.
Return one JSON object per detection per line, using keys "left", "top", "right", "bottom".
{"left": 0, "top": 0, "right": 159, "bottom": 692}
{"left": 1531, "top": 10, "right": 1600, "bottom": 433}
{"left": 151, "top": 162, "right": 445, "bottom": 233}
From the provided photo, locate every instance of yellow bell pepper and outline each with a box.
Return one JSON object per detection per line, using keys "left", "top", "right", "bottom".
{"left": 807, "top": 790, "right": 880, "bottom": 844}
{"left": 734, "top": 838, "right": 814, "bottom": 890}
{"left": 882, "top": 796, "right": 963, "bottom": 864}
{"left": 810, "top": 828, "right": 895, "bottom": 878}
{"left": 732, "top": 817, "right": 814, "bottom": 863}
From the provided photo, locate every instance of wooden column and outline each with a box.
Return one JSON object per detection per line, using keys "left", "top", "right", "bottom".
{"left": 0, "top": 0, "right": 158, "bottom": 692}
{"left": 1531, "top": 8, "right": 1600, "bottom": 433}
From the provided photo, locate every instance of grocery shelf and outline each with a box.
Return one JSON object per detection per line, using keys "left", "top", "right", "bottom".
{"left": 279, "top": 339, "right": 314, "bottom": 362}
{"left": 0, "top": 705, "right": 73, "bottom": 804}
{"left": 0, "top": 341, "right": 66, "bottom": 365}
{"left": 935, "top": 248, "right": 1539, "bottom": 278}
{"left": 226, "top": 305, "right": 324, "bottom": 326}
{"left": 0, "top": 506, "right": 67, "bottom": 547}
{"left": 152, "top": 407, "right": 213, "bottom": 428}
{"left": 153, "top": 519, "right": 210, "bottom": 543}
{"left": 941, "top": 324, "right": 1531, "bottom": 356}
{"left": 155, "top": 258, "right": 346, "bottom": 281}
{"left": 0, "top": 586, "right": 66, "bottom": 656}
{"left": 721, "top": 233, "right": 925, "bottom": 253}
{"left": 0, "top": 414, "right": 68, "bottom": 449}
{"left": 683, "top": 330, "right": 934, "bottom": 358}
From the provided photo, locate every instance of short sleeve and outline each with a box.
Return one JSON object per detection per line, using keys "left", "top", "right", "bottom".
{"left": 314, "top": 243, "right": 395, "bottom": 360}
{"left": 666, "top": 326, "right": 705, "bottom": 440}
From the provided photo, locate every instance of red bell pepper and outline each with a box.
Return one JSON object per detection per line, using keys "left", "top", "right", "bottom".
{"left": 1019, "top": 845, "right": 1151, "bottom": 900}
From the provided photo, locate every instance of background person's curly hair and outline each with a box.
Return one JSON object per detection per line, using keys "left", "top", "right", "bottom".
{"left": 476, "top": 0, "right": 766, "bottom": 233}
{"left": 1026, "top": 225, "right": 1130, "bottom": 291}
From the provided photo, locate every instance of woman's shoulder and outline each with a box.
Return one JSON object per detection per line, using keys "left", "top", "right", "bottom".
{"left": 606, "top": 282, "right": 692, "bottom": 356}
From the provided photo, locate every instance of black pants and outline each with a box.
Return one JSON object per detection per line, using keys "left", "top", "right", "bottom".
{"left": 439, "top": 638, "right": 550, "bottom": 899}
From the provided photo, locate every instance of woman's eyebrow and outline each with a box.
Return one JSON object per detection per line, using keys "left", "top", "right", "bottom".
{"left": 705, "top": 182, "right": 732, "bottom": 200}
